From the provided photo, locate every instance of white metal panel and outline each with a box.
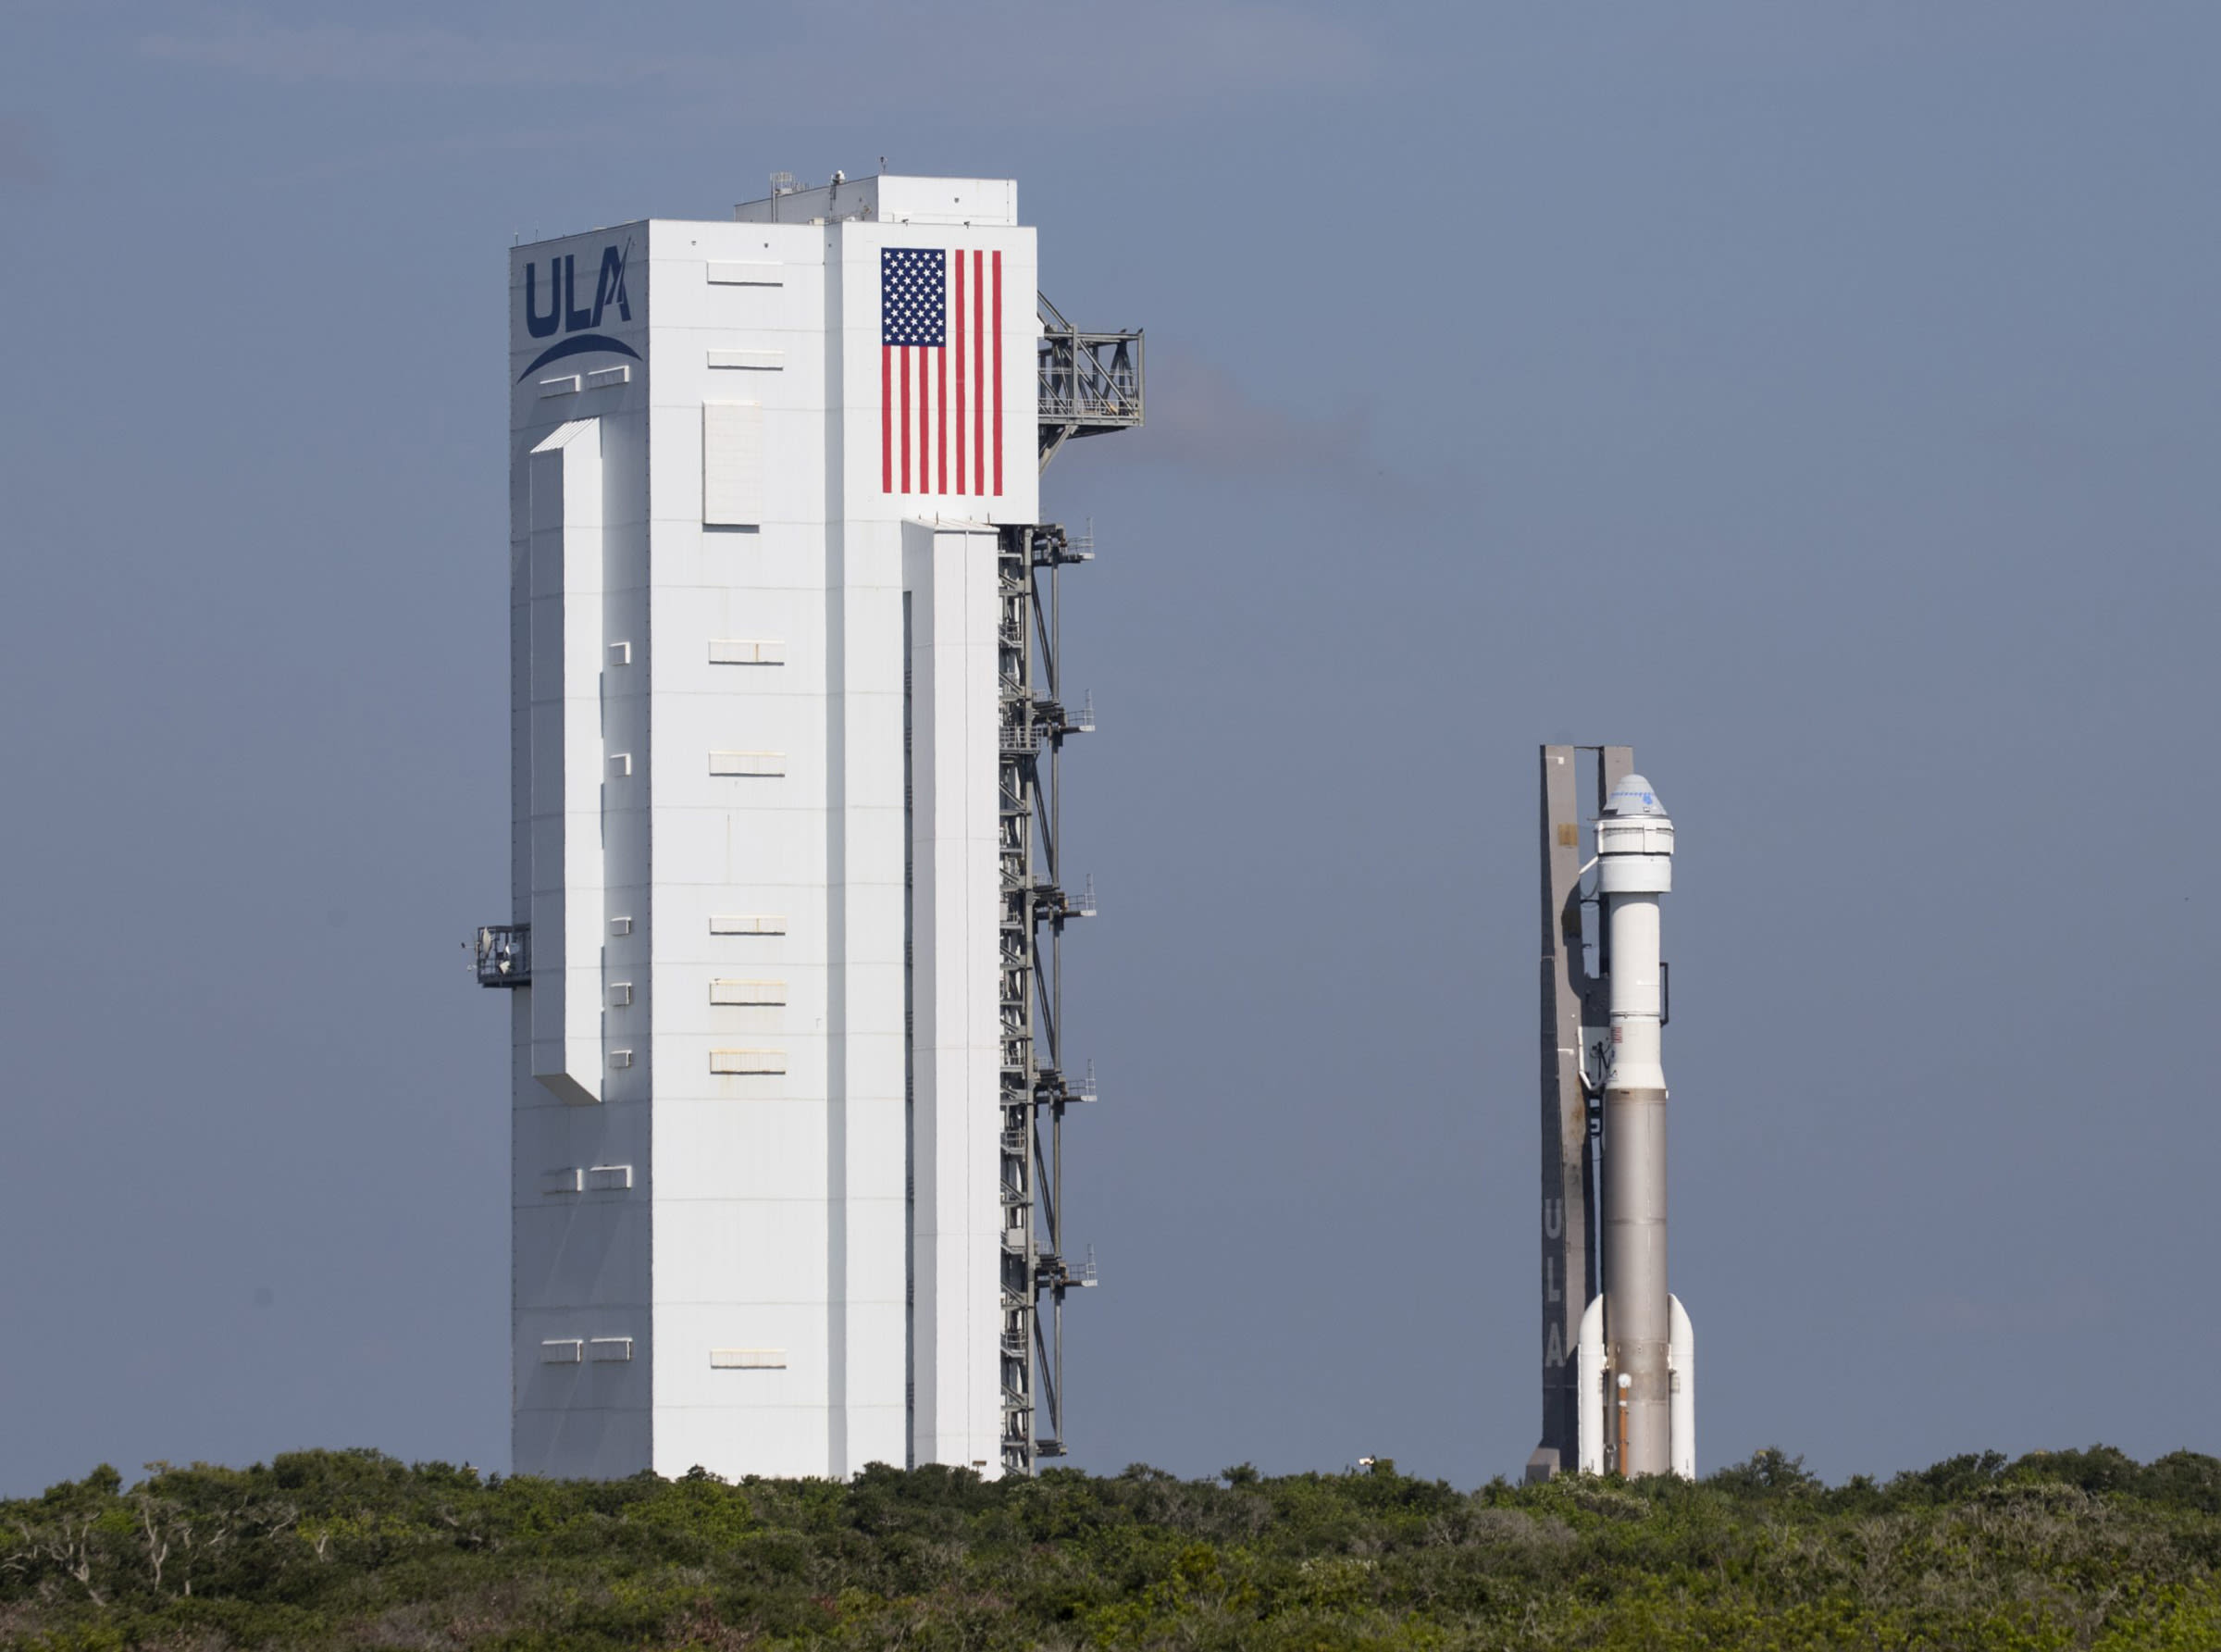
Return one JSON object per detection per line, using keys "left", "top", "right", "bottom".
{"left": 525, "top": 419, "right": 604, "bottom": 1108}
{"left": 708, "top": 639, "right": 785, "bottom": 665}
{"left": 652, "top": 964, "right": 824, "bottom": 1042}
{"left": 660, "top": 692, "right": 821, "bottom": 789}
{"left": 652, "top": 1200, "right": 827, "bottom": 1308}
{"left": 707, "top": 751, "right": 784, "bottom": 776}
{"left": 691, "top": 974, "right": 802, "bottom": 1050}
{"left": 701, "top": 402, "right": 763, "bottom": 527}
{"left": 514, "top": 1200, "right": 651, "bottom": 1308}
{"left": 706, "top": 262, "right": 783, "bottom": 285}
{"left": 710, "top": 913, "right": 786, "bottom": 935}
{"left": 652, "top": 1303, "right": 824, "bottom": 1476}
{"left": 710, "top": 978, "right": 787, "bottom": 1006}
{"left": 708, "top": 349, "right": 784, "bottom": 370}
{"left": 709, "top": 1049, "right": 786, "bottom": 1074}
{"left": 648, "top": 1097, "right": 823, "bottom": 1202}
{"left": 900, "top": 523, "right": 1005, "bottom": 1472}
{"left": 709, "top": 1348, "right": 787, "bottom": 1368}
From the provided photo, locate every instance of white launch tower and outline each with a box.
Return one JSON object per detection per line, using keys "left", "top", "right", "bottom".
{"left": 478, "top": 175, "right": 1140, "bottom": 1480}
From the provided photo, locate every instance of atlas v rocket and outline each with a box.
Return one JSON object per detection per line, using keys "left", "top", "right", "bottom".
{"left": 1531, "top": 749, "right": 1695, "bottom": 1481}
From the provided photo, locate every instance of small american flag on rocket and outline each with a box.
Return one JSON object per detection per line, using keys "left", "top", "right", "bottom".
{"left": 882, "top": 246, "right": 1002, "bottom": 498}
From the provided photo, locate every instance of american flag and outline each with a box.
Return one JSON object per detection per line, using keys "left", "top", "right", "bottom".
{"left": 882, "top": 246, "right": 1002, "bottom": 498}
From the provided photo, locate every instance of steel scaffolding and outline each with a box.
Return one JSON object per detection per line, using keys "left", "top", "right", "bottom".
{"left": 1037, "top": 295, "right": 1143, "bottom": 471}
{"left": 996, "top": 522, "right": 1102, "bottom": 1473}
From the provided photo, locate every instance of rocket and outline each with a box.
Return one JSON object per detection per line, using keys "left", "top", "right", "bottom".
{"left": 1573, "top": 772, "right": 1695, "bottom": 1477}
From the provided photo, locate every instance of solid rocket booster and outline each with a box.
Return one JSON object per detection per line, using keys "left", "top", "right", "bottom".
{"left": 1598, "top": 773, "right": 1675, "bottom": 1478}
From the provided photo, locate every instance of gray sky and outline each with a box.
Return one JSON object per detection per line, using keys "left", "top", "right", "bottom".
{"left": 2, "top": 1, "right": 2215, "bottom": 1495}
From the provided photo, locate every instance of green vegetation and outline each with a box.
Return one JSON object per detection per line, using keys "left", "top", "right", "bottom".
{"left": 6, "top": 1446, "right": 2220, "bottom": 1648}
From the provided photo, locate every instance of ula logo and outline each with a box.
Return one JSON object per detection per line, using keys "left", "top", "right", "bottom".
{"left": 518, "top": 237, "right": 640, "bottom": 381}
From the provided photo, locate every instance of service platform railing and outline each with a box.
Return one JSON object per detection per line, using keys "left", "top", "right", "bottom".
{"left": 475, "top": 924, "right": 530, "bottom": 987}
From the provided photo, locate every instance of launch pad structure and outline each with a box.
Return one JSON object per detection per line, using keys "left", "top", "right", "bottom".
{"left": 1530, "top": 745, "right": 1695, "bottom": 1482}
{"left": 479, "top": 174, "right": 1141, "bottom": 1482}
{"left": 999, "top": 283, "right": 1144, "bottom": 1471}
{"left": 991, "top": 525, "right": 1095, "bottom": 1472}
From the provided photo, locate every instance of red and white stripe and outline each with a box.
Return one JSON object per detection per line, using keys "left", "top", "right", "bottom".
{"left": 882, "top": 249, "right": 1002, "bottom": 497}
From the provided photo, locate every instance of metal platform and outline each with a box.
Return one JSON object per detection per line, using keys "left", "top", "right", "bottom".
{"left": 474, "top": 924, "right": 530, "bottom": 987}
{"left": 1037, "top": 294, "right": 1143, "bottom": 471}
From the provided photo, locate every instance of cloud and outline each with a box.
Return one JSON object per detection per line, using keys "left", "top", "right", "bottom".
{"left": 0, "top": 116, "right": 52, "bottom": 185}
{"left": 1110, "top": 345, "right": 1381, "bottom": 491}
{"left": 136, "top": 4, "right": 1381, "bottom": 118}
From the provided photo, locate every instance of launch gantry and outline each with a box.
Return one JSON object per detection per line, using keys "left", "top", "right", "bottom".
{"left": 993, "top": 296, "right": 1142, "bottom": 1475}
{"left": 1036, "top": 295, "right": 1143, "bottom": 471}
{"left": 995, "top": 522, "right": 1094, "bottom": 1474}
